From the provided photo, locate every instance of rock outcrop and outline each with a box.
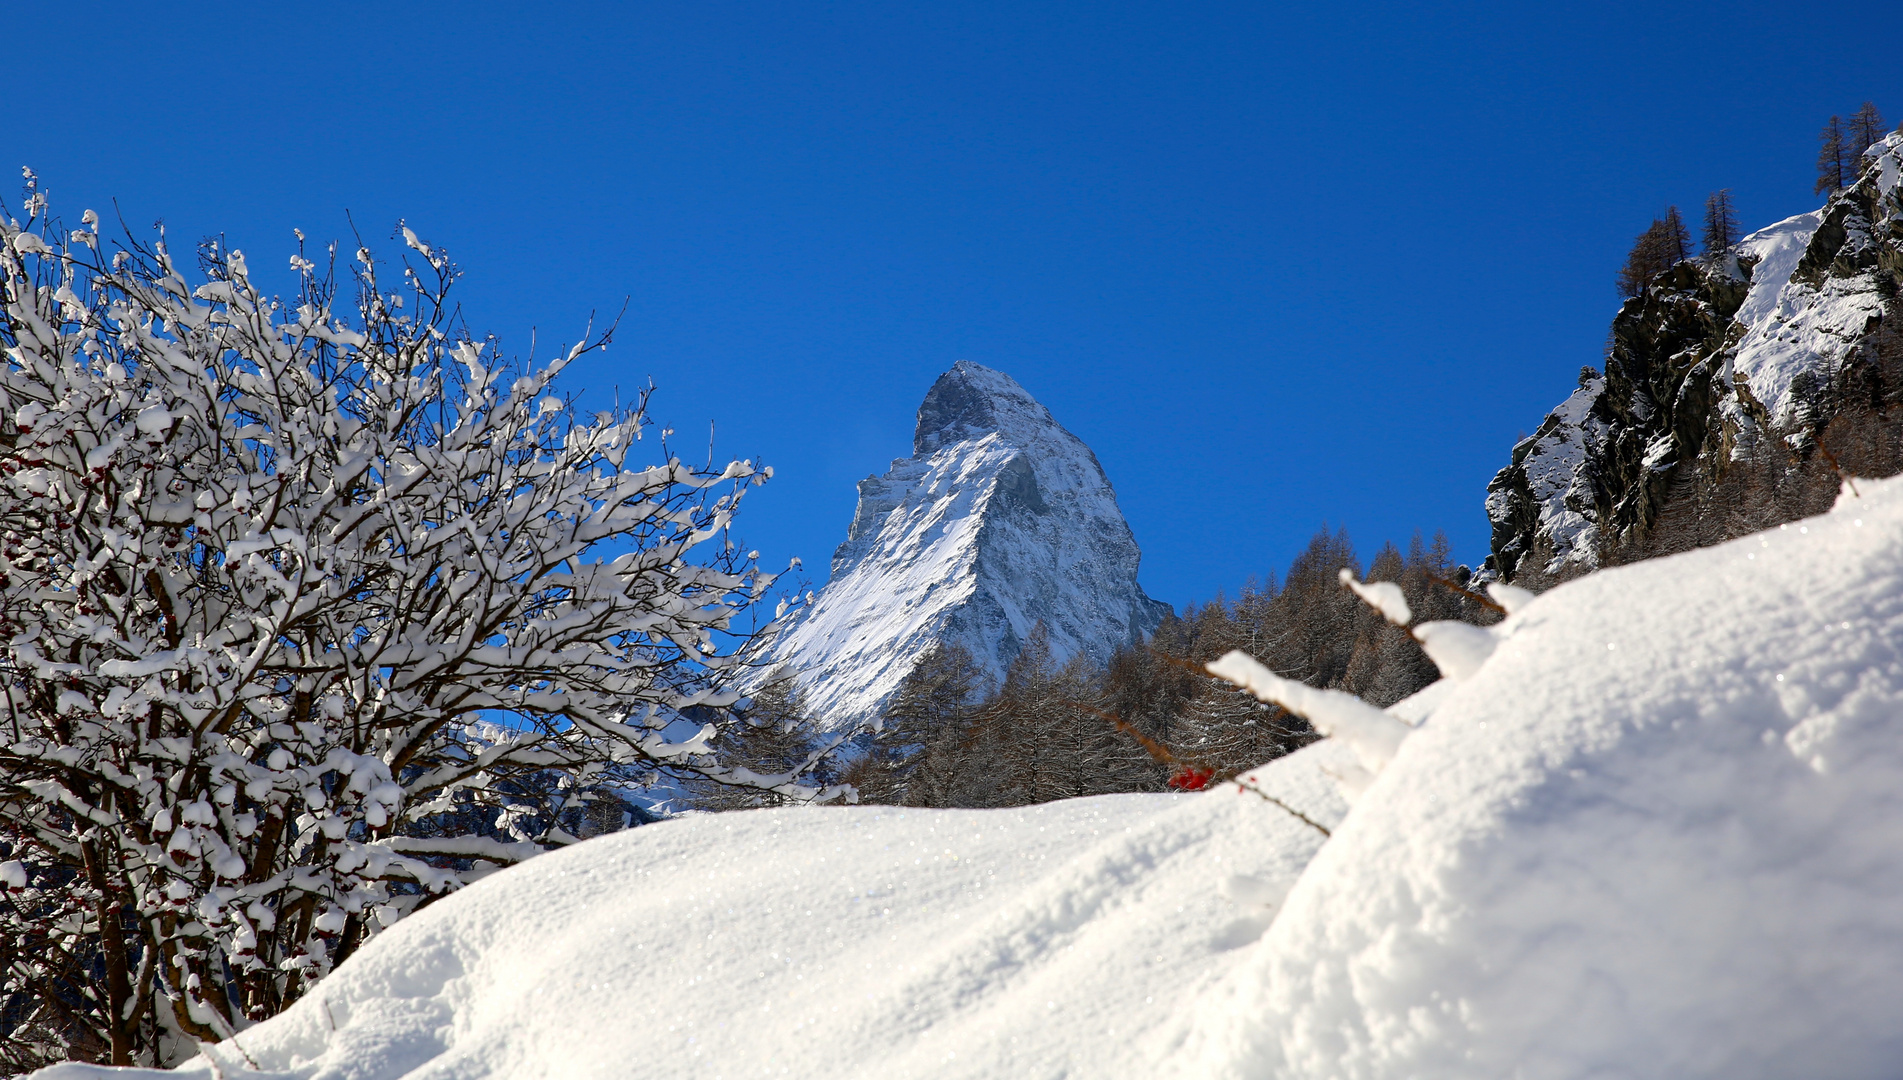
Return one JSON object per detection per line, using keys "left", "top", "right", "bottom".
{"left": 1487, "top": 132, "right": 1903, "bottom": 582}
{"left": 762, "top": 362, "right": 1171, "bottom": 730}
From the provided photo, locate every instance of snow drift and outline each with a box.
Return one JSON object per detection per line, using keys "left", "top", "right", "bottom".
{"left": 37, "top": 475, "right": 1903, "bottom": 1078}
{"left": 31, "top": 747, "right": 1354, "bottom": 1079}
{"left": 1180, "top": 473, "right": 1903, "bottom": 1078}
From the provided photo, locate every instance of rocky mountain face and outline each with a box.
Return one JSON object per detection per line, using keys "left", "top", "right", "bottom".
{"left": 1487, "top": 131, "right": 1903, "bottom": 584}
{"left": 763, "top": 362, "right": 1172, "bottom": 731}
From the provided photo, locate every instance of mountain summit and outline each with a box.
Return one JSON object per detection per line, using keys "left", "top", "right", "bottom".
{"left": 765, "top": 362, "right": 1171, "bottom": 729}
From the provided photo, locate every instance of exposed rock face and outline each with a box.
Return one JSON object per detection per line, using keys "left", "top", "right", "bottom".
{"left": 765, "top": 362, "right": 1171, "bottom": 730}
{"left": 1487, "top": 132, "right": 1903, "bottom": 582}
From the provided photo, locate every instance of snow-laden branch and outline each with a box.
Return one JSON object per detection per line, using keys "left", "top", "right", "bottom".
{"left": 0, "top": 193, "right": 799, "bottom": 1069}
{"left": 1206, "top": 651, "right": 1412, "bottom": 775}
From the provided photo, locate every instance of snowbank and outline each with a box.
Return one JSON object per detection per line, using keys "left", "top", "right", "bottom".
{"left": 35, "top": 745, "right": 1351, "bottom": 1079}
{"left": 36, "top": 475, "right": 1903, "bottom": 1079}
{"left": 1178, "top": 474, "right": 1903, "bottom": 1078}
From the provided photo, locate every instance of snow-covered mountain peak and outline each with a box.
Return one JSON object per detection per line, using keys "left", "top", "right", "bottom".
{"left": 914, "top": 361, "right": 1064, "bottom": 456}
{"left": 766, "top": 363, "right": 1170, "bottom": 730}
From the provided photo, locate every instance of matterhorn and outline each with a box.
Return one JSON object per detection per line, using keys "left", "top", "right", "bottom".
{"left": 763, "top": 362, "right": 1171, "bottom": 729}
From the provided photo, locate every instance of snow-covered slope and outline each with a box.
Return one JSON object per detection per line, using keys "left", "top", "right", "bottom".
{"left": 763, "top": 361, "right": 1170, "bottom": 728}
{"left": 1487, "top": 132, "right": 1903, "bottom": 579}
{"left": 41, "top": 472, "right": 1903, "bottom": 1079}
{"left": 33, "top": 743, "right": 1355, "bottom": 1080}
{"left": 1181, "top": 475, "right": 1903, "bottom": 1079}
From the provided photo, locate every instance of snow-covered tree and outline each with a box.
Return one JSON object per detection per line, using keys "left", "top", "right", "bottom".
{"left": 682, "top": 668, "right": 832, "bottom": 811}
{"left": 0, "top": 174, "right": 824, "bottom": 1069}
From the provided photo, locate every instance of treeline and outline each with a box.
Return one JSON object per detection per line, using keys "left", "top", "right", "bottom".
{"left": 1616, "top": 102, "right": 1890, "bottom": 298}
{"left": 696, "top": 528, "right": 1497, "bottom": 811}
{"left": 1616, "top": 196, "right": 1736, "bottom": 298}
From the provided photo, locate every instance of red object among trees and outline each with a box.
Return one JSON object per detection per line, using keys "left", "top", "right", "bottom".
{"left": 1168, "top": 767, "right": 1215, "bottom": 791}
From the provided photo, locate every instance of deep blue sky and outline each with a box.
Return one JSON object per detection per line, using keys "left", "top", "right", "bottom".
{"left": 10, "top": 2, "right": 1900, "bottom": 609}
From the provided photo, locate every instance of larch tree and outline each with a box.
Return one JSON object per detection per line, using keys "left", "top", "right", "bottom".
{"left": 1175, "top": 682, "right": 1298, "bottom": 777}
{"left": 0, "top": 176, "right": 828, "bottom": 1070}
{"left": 1817, "top": 115, "right": 1851, "bottom": 195}
{"left": 1097, "top": 526, "right": 1491, "bottom": 783}
{"left": 1616, "top": 209, "right": 1691, "bottom": 299}
{"left": 1661, "top": 205, "right": 1692, "bottom": 264}
{"left": 1701, "top": 190, "right": 1740, "bottom": 256}
{"left": 985, "top": 623, "right": 1065, "bottom": 807}
{"left": 1849, "top": 101, "right": 1888, "bottom": 160}
{"left": 864, "top": 524, "right": 1499, "bottom": 810}
{"left": 866, "top": 643, "right": 987, "bottom": 807}
{"left": 1039, "top": 652, "right": 1148, "bottom": 801}
{"left": 682, "top": 668, "right": 832, "bottom": 811}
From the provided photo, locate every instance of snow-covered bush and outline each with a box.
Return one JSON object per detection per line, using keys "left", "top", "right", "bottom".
{"left": 0, "top": 174, "right": 819, "bottom": 1069}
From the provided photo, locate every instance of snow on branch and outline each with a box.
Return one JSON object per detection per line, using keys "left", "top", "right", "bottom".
{"left": 1486, "top": 582, "right": 1537, "bottom": 615}
{"left": 1338, "top": 567, "right": 1507, "bottom": 682}
{"left": 1337, "top": 568, "right": 1411, "bottom": 626}
{"left": 1411, "top": 621, "right": 1498, "bottom": 681}
{"left": 1206, "top": 651, "right": 1411, "bottom": 775}
{"left": 0, "top": 187, "right": 801, "bottom": 1069}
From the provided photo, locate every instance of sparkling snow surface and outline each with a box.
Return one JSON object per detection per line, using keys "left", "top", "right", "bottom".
{"left": 40, "top": 474, "right": 1903, "bottom": 1079}
{"left": 37, "top": 746, "right": 1353, "bottom": 1080}
{"left": 762, "top": 362, "right": 1169, "bottom": 729}
{"left": 1179, "top": 475, "right": 1903, "bottom": 1078}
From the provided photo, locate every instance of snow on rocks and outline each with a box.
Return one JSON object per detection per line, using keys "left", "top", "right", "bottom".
{"left": 760, "top": 362, "right": 1170, "bottom": 729}
{"left": 1485, "top": 373, "right": 1609, "bottom": 577}
{"left": 1487, "top": 130, "right": 1903, "bottom": 579}
{"left": 1721, "top": 197, "right": 1886, "bottom": 436}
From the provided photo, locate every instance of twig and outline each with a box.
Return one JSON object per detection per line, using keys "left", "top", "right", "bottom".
{"left": 229, "top": 1033, "right": 259, "bottom": 1071}
{"left": 1144, "top": 645, "right": 1218, "bottom": 676}
{"left": 1424, "top": 572, "right": 1507, "bottom": 615}
{"left": 1069, "top": 699, "right": 1179, "bottom": 767}
{"left": 1230, "top": 775, "right": 1332, "bottom": 836}
{"left": 1817, "top": 440, "right": 1859, "bottom": 497}
{"left": 1068, "top": 699, "right": 1332, "bottom": 838}
{"left": 198, "top": 1042, "right": 226, "bottom": 1080}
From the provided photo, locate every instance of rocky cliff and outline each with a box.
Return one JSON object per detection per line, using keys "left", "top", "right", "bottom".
{"left": 764, "top": 362, "right": 1172, "bottom": 730}
{"left": 1487, "top": 131, "right": 1903, "bottom": 583}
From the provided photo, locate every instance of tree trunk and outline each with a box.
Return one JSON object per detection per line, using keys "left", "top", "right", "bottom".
{"left": 80, "top": 838, "right": 135, "bottom": 1065}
